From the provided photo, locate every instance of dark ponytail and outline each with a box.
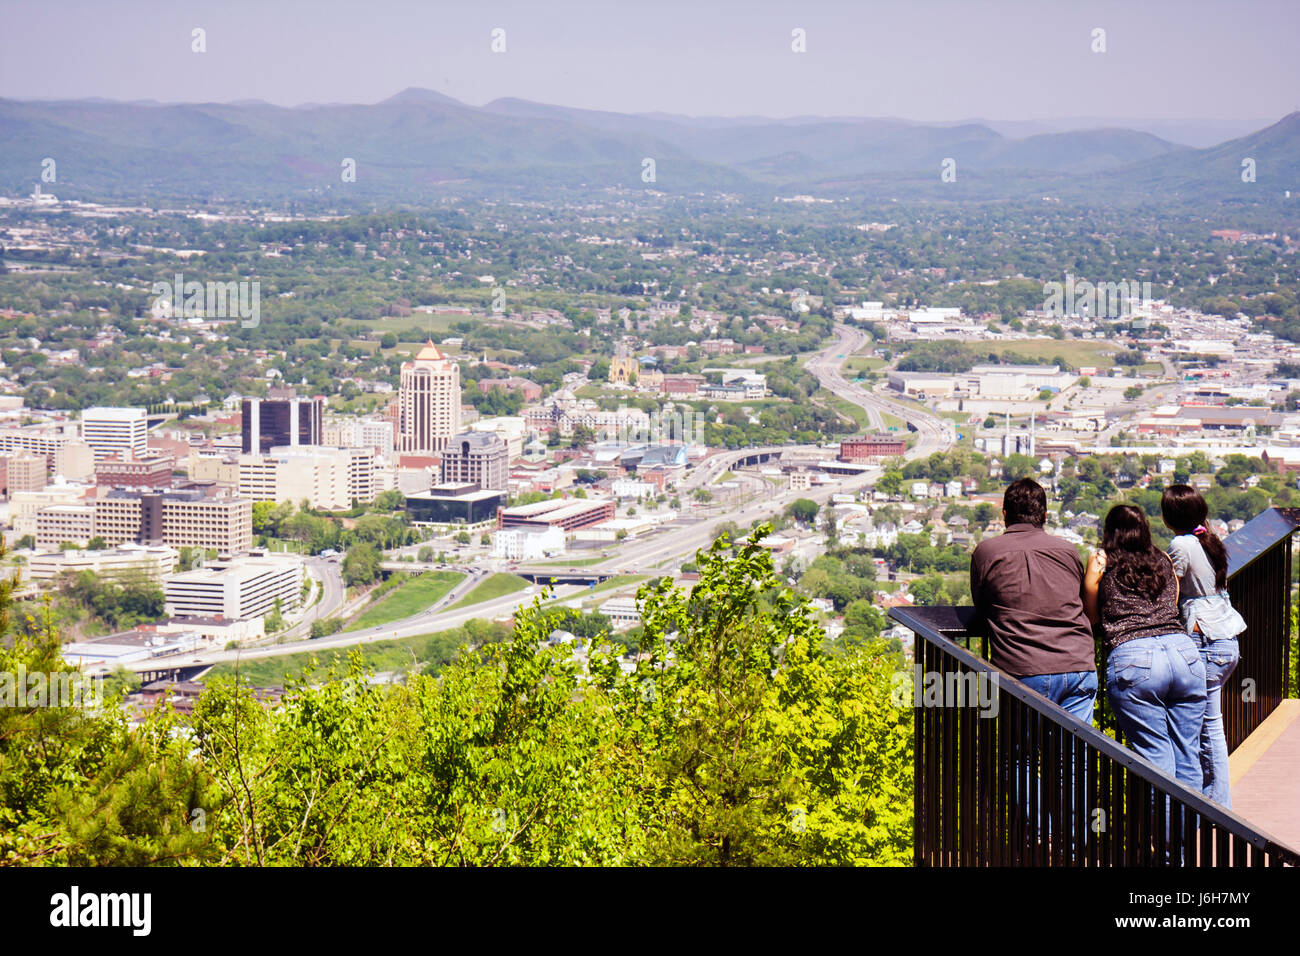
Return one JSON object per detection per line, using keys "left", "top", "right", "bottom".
{"left": 1160, "top": 484, "right": 1228, "bottom": 590}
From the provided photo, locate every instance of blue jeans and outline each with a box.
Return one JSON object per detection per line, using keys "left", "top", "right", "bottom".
{"left": 1106, "top": 634, "right": 1207, "bottom": 788}
{"left": 1013, "top": 670, "right": 1098, "bottom": 849}
{"left": 1018, "top": 670, "right": 1098, "bottom": 726}
{"left": 1193, "top": 634, "right": 1239, "bottom": 808}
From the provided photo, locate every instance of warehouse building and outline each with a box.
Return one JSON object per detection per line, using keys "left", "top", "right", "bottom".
{"left": 839, "top": 435, "right": 908, "bottom": 462}
{"left": 496, "top": 497, "right": 615, "bottom": 533}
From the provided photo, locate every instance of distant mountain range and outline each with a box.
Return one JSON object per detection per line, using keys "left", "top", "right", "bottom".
{"left": 1, "top": 89, "right": 1296, "bottom": 205}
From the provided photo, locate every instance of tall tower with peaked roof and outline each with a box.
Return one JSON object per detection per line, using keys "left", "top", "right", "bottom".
{"left": 398, "top": 341, "right": 461, "bottom": 455}
{"left": 609, "top": 340, "right": 638, "bottom": 385}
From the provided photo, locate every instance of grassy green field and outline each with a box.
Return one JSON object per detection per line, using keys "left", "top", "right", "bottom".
{"left": 843, "top": 356, "right": 887, "bottom": 374}
{"left": 984, "top": 339, "right": 1121, "bottom": 370}
{"left": 880, "top": 411, "right": 906, "bottom": 432}
{"left": 369, "top": 313, "right": 459, "bottom": 337}
{"left": 348, "top": 571, "right": 464, "bottom": 629}
{"left": 446, "top": 573, "right": 532, "bottom": 610}
{"left": 263, "top": 537, "right": 306, "bottom": 554}
{"left": 818, "top": 390, "right": 869, "bottom": 431}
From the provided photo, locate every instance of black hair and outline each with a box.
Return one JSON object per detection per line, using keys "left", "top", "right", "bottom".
{"left": 1160, "top": 484, "right": 1228, "bottom": 590}
{"left": 1102, "top": 504, "right": 1169, "bottom": 601}
{"left": 1003, "top": 477, "right": 1046, "bottom": 528}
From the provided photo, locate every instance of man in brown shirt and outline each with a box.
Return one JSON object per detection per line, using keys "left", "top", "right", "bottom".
{"left": 970, "top": 477, "right": 1098, "bottom": 723}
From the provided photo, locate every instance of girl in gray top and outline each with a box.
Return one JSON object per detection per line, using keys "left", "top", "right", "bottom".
{"left": 1161, "top": 485, "right": 1244, "bottom": 808}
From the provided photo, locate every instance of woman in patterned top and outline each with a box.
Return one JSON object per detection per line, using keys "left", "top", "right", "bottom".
{"left": 1083, "top": 504, "right": 1207, "bottom": 790}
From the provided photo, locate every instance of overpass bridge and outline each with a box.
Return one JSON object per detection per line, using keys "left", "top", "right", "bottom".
{"left": 376, "top": 560, "right": 613, "bottom": 588}
{"left": 134, "top": 663, "right": 214, "bottom": 685}
{"left": 512, "top": 569, "right": 616, "bottom": 586}
{"left": 727, "top": 447, "right": 804, "bottom": 468}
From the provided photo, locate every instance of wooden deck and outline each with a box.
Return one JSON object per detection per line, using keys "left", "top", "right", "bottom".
{"left": 1230, "top": 698, "right": 1300, "bottom": 855}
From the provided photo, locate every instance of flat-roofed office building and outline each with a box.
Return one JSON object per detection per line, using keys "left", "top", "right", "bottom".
{"left": 496, "top": 497, "right": 615, "bottom": 533}
{"left": 405, "top": 482, "right": 503, "bottom": 527}
{"left": 10, "top": 484, "right": 91, "bottom": 536}
{"left": 0, "top": 422, "right": 77, "bottom": 467}
{"left": 237, "top": 445, "right": 377, "bottom": 510}
{"left": 91, "top": 489, "right": 253, "bottom": 555}
{"left": 27, "top": 544, "right": 178, "bottom": 583}
{"left": 95, "top": 454, "right": 175, "bottom": 489}
{"left": 81, "top": 407, "right": 148, "bottom": 461}
{"left": 0, "top": 451, "right": 49, "bottom": 496}
{"left": 164, "top": 556, "right": 303, "bottom": 620}
{"left": 34, "top": 504, "right": 97, "bottom": 548}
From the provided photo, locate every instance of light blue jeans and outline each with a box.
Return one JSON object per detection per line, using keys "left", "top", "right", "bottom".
{"left": 1107, "top": 633, "right": 1207, "bottom": 863}
{"left": 1106, "top": 633, "right": 1207, "bottom": 788}
{"left": 1018, "top": 670, "right": 1099, "bottom": 727}
{"left": 1193, "top": 634, "right": 1239, "bottom": 808}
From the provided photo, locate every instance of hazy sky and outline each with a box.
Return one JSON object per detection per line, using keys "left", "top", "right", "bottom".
{"left": 2, "top": 0, "right": 1297, "bottom": 121}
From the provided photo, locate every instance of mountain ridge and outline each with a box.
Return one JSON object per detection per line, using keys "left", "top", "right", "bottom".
{"left": 0, "top": 90, "right": 1294, "bottom": 205}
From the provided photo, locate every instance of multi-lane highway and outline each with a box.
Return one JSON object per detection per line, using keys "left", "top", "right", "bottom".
{"left": 806, "top": 323, "right": 955, "bottom": 458}
{"left": 280, "top": 556, "right": 347, "bottom": 639}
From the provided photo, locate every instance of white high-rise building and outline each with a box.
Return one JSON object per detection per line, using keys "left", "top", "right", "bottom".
{"left": 81, "top": 407, "right": 148, "bottom": 461}
{"left": 397, "top": 342, "right": 461, "bottom": 455}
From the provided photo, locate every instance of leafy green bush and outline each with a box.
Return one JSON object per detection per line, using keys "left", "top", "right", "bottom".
{"left": 0, "top": 529, "right": 912, "bottom": 866}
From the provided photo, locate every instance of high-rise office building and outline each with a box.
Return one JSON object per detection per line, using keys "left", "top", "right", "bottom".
{"left": 440, "top": 431, "right": 509, "bottom": 492}
{"left": 398, "top": 342, "right": 461, "bottom": 455}
{"left": 241, "top": 392, "right": 324, "bottom": 455}
{"left": 81, "top": 407, "right": 148, "bottom": 461}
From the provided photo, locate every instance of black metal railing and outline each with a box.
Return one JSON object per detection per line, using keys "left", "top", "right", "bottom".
{"left": 890, "top": 507, "right": 1300, "bottom": 867}
{"left": 1222, "top": 506, "right": 1299, "bottom": 748}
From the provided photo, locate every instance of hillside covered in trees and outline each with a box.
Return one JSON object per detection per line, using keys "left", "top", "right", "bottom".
{"left": 0, "top": 529, "right": 912, "bottom": 866}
